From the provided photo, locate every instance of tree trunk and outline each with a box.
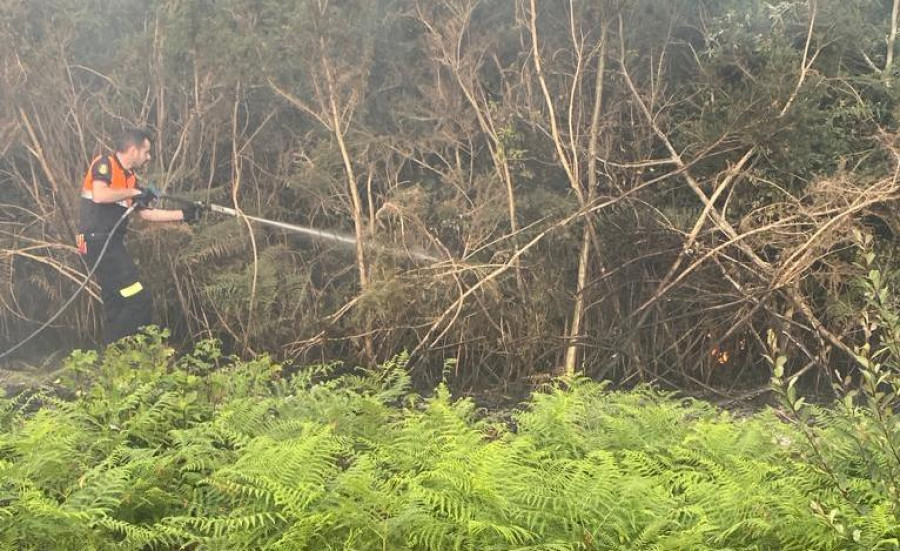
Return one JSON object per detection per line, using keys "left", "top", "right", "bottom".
{"left": 564, "top": 26, "right": 606, "bottom": 376}
{"left": 321, "top": 52, "right": 376, "bottom": 364}
{"left": 887, "top": 0, "right": 900, "bottom": 86}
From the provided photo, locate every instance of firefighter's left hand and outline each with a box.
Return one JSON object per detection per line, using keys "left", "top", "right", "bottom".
{"left": 181, "top": 202, "right": 207, "bottom": 224}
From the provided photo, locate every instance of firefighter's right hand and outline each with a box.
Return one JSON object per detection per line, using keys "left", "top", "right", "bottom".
{"left": 133, "top": 185, "right": 159, "bottom": 208}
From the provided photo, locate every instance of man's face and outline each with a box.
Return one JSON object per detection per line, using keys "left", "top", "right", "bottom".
{"left": 131, "top": 139, "right": 152, "bottom": 170}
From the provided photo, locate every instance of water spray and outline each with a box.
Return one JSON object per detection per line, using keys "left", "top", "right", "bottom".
{"left": 164, "top": 194, "right": 440, "bottom": 263}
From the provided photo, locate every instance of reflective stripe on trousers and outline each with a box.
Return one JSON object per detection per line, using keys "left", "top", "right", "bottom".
{"left": 82, "top": 236, "right": 153, "bottom": 345}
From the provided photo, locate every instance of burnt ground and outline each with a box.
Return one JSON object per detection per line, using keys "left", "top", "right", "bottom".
{"left": 1, "top": 349, "right": 831, "bottom": 418}
{"left": 0, "top": 353, "right": 72, "bottom": 398}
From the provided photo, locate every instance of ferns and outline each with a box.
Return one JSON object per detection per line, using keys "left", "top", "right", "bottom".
{"left": 2, "top": 334, "right": 900, "bottom": 549}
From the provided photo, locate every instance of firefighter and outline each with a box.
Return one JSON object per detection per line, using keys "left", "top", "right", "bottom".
{"left": 77, "top": 127, "right": 202, "bottom": 345}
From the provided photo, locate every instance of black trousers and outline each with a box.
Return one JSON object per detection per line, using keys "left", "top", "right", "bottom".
{"left": 83, "top": 235, "right": 153, "bottom": 346}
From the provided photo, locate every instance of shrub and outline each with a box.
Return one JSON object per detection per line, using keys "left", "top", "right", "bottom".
{"left": 1, "top": 331, "right": 898, "bottom": 549}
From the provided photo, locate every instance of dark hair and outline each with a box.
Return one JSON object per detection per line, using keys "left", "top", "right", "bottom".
{"left": 114, "top": 127, "right": 152, "bottom": 152}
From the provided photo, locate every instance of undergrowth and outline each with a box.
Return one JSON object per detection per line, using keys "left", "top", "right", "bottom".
{"left": 1, "top": 329, "right": 899, "bottom": 550}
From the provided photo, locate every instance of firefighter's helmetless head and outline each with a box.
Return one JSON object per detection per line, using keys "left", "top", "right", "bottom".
{"left": 115, "top": 127, "right": 152, "bottom": 171}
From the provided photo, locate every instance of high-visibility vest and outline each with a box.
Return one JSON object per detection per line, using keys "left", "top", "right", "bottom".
{"left": 81, "top": 154, "right": 136, "bottom": 207}
{"left": 78, "top": 153, "right": 137, "bottom": 236}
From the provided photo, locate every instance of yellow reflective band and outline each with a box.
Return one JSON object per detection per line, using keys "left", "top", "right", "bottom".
{"left": 119, "top": 282, "right": 144, "bottom": 298}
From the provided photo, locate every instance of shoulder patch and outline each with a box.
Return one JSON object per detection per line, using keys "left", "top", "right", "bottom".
{"left": 97, "top": 163, "right": 109, "bottom": 176}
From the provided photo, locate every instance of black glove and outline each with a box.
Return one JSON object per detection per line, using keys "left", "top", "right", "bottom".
{"left": 181, "top": 202, "right": 207, "bottom": 224}
{"left": 133, "top": 185, "right": 159, "bottom": 208}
